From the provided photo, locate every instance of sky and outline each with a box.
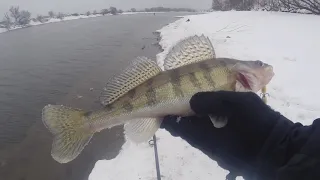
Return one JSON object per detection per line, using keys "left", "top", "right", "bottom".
{"left": 0, "top": 0, "right": 211, "bottom": 17}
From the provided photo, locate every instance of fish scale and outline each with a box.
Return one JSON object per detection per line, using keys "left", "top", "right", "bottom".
{"left": 41, "top": 35, "right": 274, "bottom": 164}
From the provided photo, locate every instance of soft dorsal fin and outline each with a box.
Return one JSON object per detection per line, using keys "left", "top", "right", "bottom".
{"left": 163, "top": 35, "right": 216, "bottom": 70}
{"left": 100, "top": 57, "right": 162, "bottom": 106}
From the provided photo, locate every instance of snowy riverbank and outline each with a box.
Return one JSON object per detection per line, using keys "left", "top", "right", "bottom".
{"left": 0, "top": 12, "right": 165, "bottom": 34}
{"left": 88, "top": 11, "right": 320, "bottom": 180}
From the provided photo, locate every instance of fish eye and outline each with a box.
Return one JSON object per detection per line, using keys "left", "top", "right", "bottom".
{"left": 255, "top": 60, "right": 264, "bottom": 66}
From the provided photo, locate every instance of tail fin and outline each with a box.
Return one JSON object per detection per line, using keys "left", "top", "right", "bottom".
{"left": 42, "top": 105, "right": 93, "bottom": 163}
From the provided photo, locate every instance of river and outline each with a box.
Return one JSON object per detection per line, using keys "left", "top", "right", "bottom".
{"left": 0, "top": 12, "right": 195, "bottom": 180}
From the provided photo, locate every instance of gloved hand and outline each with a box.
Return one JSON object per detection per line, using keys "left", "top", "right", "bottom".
{"left": 160, "top": 91, "right": 282, "bottom": 179}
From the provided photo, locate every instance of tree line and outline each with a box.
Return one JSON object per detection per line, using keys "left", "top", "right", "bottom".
{"left": 212, "top": 0, "right": 320, "bottom": 15}
{"left": 0, "top": 6, "right": 124, "bottom": 30}
{"left": 0, "top": 6, "right": 196, "bottom": 31}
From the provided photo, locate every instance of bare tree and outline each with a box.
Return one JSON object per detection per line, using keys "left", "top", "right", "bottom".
{"left": 9, "top": 6, "right": 20, "bottom": 23}
{"left": 212, "top": 0, "right": 233, "bottom": 10}
{"left": 17, "top": 10, "right": 31, "bottom": 26}
{"left": 57, "top": 12, "right": 64, "bottom": 20}
{"left": 7, "top": 6, "right": 32, "bottom": 26}
{"left": 213, "top": 0, "right": 229, "bottom": 10}
{"left": 86, "top": 11, "right": 91, "bottom": 16}
{"left": 280, "top": 0, "right": 320, "bottom": 14}
{"left": 110, "top": 7, "right": 118, "bottom": 15}
{"left": 260, "top": 0, "right": 281, "bottom": 11}
{"left": 101, "top": 9, "right": 109, "bottom": 15}
{"left": 48, "top": 11, "right": 55, "bottom": 18}
{"left": 212, "top": 0, "right": 222, "bottom": 10}
{"left": 255, "top": 0, "right": 267, "bottom": 9}
{"left": 93, "top": 10, "right": 98, "bottom": 15}
{"left": 131, "top": 8, "right": 137, "bottom": 12}
{"left": 235, "top": 0, "right": 256, "bottom": 10}
{"left": 2, "top": 13, "right": 12, "bottom": 30}
{"left": 212, "top": 0, "right": 255, "bottom": 10}
{"left": 36, "top": 15, "right": 45, "bottom": 23}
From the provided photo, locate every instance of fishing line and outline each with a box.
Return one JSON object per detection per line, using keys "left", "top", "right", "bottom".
{"left": 149, "top": 135, "right": 161, "bottom": 180}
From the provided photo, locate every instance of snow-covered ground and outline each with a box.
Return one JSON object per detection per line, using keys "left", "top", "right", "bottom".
{"left": 0, "top": 28, "right": 6, "bottom": 33}
{"left": 0, "top": 12, "right": 162, "bottom": 34}
{"left": 89, "top": 11, "right": 320, "bottom": 180}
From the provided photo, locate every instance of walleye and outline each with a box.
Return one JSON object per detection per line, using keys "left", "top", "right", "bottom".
{"left": 42, "top": 35, "right": 274, "bottom": 164}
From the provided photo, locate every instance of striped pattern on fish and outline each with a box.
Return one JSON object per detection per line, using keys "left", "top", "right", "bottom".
{"left": 87, "top": 60, "right": 236, "bottom": 132}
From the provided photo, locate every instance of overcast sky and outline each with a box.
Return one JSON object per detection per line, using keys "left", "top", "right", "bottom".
{"left": 0, "top": 0, "right": 211, "bottom": 17}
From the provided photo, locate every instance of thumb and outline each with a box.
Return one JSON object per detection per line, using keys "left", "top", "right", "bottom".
{"left": 190, "top": 91, "right": 247, "bottom": 116}
{"left": 189, "top": 91, "right": 226, "bottom": 115}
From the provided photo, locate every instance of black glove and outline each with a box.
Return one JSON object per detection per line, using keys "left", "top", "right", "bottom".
{"left": 160, "top": 91, "right": 282, "bottom": 179}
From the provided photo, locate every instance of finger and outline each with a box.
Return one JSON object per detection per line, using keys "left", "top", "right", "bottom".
{"left": 190, "top": 91, "right": 260, "bottom": 115}
{"left": 161, "top": 115, "right": 214, "bottom": 138}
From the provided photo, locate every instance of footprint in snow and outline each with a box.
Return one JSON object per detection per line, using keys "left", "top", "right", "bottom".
{"left": 283, "top": 57, "right": 296, "bottom": 62}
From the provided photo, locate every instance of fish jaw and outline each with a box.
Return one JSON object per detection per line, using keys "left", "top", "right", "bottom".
{"left": 231, "top": 60, "right": 274, "bottom": 92}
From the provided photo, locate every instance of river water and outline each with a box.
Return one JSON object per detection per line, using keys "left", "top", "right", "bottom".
{"left": 0, "top": 12, "right": 194, "bottom": 180}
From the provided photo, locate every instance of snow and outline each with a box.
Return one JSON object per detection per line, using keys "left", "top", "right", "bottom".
{"left": 90, "top": 131, "right": 229, "bottom": 180}
{"left": 0, "top": 28, "right": 6, "bottom": 33}
{"left": 89, "top": 11, "right": 320, "bottom": 180}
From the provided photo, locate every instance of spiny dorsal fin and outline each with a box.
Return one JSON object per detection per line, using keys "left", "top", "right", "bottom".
{"left": 100, "top": 57, "right": 162, "bottom": 106}
{"left": 163, "top": 35, "right": 216, "bottom": 70}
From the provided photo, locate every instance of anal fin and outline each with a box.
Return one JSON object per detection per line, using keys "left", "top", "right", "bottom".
{"left": 124, "top": 118, "right": 162, "bottom": 143}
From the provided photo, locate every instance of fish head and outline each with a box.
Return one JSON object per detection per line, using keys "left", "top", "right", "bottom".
{"left": 229, "top": 60, "right": 274, "bottom": 92}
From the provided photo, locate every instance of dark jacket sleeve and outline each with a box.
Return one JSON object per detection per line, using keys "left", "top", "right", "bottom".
{"left": 255, "top": 117, "right": 320, "bottom": 180}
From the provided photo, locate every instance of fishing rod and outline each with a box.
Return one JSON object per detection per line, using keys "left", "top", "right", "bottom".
{"left": 149, "top": 135, "right": 161, "bottom": 180}
{"left": 261, "top": 86, "right": 268, "bottom": 104}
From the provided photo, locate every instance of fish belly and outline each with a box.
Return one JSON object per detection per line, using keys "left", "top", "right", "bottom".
{"left": 131, "top": 98, "right": 194, "bottom": 119}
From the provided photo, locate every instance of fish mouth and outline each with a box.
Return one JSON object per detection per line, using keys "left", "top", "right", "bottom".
{"left": 264, "top": 66, "right": 275, "bottom": 84}
{"left": 231, "top": 60, "right": 275, "bottom": 92}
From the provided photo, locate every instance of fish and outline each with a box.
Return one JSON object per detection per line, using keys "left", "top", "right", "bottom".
{"left": 42, "top": 35, "right": 274, "bottom": 164}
